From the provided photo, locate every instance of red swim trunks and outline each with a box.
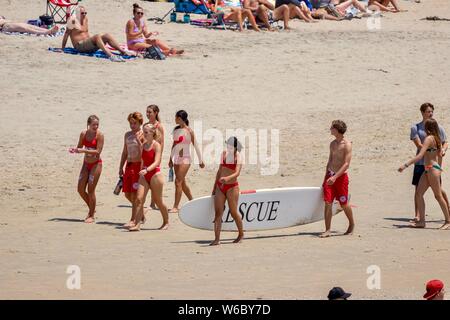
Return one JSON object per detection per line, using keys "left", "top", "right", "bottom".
{"left": 322, "top": 171, "right": 349, "bottom": 205}
{"left": 123, "top": 162, "right": 141, "bottom": 193}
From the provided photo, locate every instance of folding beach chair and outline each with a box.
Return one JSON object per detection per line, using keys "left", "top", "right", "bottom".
{"left": 160, "top": 0, "right": 213, "bottom": 22}
{"left": 46, "top": 0, "right": 80, "bottom": 24}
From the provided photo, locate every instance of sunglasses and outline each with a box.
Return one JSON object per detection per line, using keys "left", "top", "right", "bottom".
{"left": 81, "top": 12, "right": 87, "bottom": 15}
{"left": 136, "top": 12, "right": 144, "bottom": 15}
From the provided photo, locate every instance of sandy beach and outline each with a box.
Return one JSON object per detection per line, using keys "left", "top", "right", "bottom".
{"left": 1, "top": 0, "right": 450, "bottom": 299}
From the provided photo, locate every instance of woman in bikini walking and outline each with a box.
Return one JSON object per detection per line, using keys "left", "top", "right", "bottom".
{"left": 210, "top": 137, "right": 244, "bottom": 245}
{"left": 169, "top": 110, "right": 205, "bottom": 213}
{"left": 70, "top": 115, "right": 104, "bottom": 223}
{"left": 125, "top": 3, "right": 184, "bottom": 56}
{"left": 399, "top": 119, "right": 450, "bottom": 230}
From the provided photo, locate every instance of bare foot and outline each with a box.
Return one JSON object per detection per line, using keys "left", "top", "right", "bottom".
{"left": 438, "top": 221, "right": 450, "bottom": 230}
{"left": 233, "top": 234, "right": 244, "bottom": 243}
{"left": 410, "top": 221, "right": 426, "bottom": 228}
{"left": 168, "top": 208, "right": 179, "bottom": 213}
{"left": 209, "top": 240, "right": 220, "bottom": 246}
{"left": 123, "top": 221, "right": 135, "bottom": 228}
{"left": 319, "top": 231, "right": 331, "bottom": 238}
{"left": 344, "top": 224, "right": 354, "bottom": 235}
{"left": 158, "top": 223, "right": 169, "bottom": 230}
{"left": 128, "top": 224, "right": 141, "bottom": 232}
{"left": 150, "top": 203, "right": 158, "bottom": 210}
{"left": 84, "top": 216, "right": 95, "bottom": 224}
{"left": 409, "top": 217, "right": 420, "bottom": 223}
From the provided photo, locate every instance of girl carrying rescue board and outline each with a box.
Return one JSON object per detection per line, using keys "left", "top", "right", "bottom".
{"left": 210, "top": 137, "right": 244, "bottom": 246}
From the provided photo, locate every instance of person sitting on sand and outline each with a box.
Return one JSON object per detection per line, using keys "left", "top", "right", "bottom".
{"left": 398, "top": 119, "right": 450, "bottom": 230}
{"left": 125, "top": 3, "right": 184, "bottom": 56}
{"left": 331, "top": 0, "right": 377, "bottom": 16}
{"left": 210, "top": 137, "right": 244, "bottom": 246}
{"left": 311, "top": 0, "right": 373, "bottom": 20}
{"left": 320, "top": 120, "right": 355, "bottom": 238}
{"left": 368, "top": 0, "right": 406, "bottom": 13}
{"left": 275, "top": 0, "right": 316, "bottom": 23}
{"left": 61, "top": 6, "right": 132, "bottom": 62}
{"left": 242, "top": 0, "right": 291, "bottom": 30}
{"left": 0, "top": 15, "right": 59, "bottom": 35}
{"left": 208, "top": 0, "right": 261, "bottom": 32}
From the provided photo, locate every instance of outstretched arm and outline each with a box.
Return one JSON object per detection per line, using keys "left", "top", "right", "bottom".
{"left": 399, "top": 138, "right": 431, "bottom": 172}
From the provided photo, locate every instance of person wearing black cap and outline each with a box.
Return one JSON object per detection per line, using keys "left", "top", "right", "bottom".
{"left": 210, "top": 137, "right": 244, "bottom": 246}
{"left": 327, "top": 287, "right": 351, "bottom": 300}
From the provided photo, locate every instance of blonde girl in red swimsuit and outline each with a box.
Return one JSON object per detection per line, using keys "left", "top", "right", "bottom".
{"left": 129, "top": 124, "right": 169, "bottom": 231}
{"left": 146, "top": 104, "right": 165, "bottom": 210}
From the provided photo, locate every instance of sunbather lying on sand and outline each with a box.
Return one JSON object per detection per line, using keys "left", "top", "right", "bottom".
{"left": 0, "top": 15, "right": 59, "bottom": 35}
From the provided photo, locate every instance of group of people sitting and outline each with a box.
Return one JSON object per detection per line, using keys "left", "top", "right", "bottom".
{"left": 205, "top": 0, "right": 406, "bottom": 31}
{"left": 2, "top": 0, "right": 405, "bottom": 62}
{"left": 62, "top": 4, "right": 184, "bottom": 62}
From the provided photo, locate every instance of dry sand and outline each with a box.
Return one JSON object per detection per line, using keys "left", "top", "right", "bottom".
{"left": 1, "top": 0, "right": 450, "bottom": 299}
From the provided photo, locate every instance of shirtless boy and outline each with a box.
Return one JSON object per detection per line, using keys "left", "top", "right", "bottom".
{"left": 119, "top": 112, "right": 145, "bottom": 228}
{"left": 61, "top": 6, "right": 132, "bottom": 62}
{"left": 321, "top": 120, "right": 355, "bottom": 238}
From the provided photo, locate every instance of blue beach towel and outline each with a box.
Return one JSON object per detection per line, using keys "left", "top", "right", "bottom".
{"left": 48, "top": 47, "right": 137, "bottom": 60}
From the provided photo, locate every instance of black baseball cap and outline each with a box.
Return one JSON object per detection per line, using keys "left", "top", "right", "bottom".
{"left": 327, "top": 287, "right": 351, "bottom": 300}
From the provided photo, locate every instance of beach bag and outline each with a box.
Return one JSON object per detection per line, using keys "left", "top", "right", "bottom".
{"left": 39, "top": 14, "right": 54, "bottom": 26}
{"left": 144, "top": 45, "right": 166, "bottom": 60}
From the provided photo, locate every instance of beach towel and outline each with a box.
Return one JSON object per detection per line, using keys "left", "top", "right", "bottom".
{"left": 48, "top": 47, "right": 137, "bottom": 60}
{"left": 1, "top": 27, "right": 65, "bottom": 37}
